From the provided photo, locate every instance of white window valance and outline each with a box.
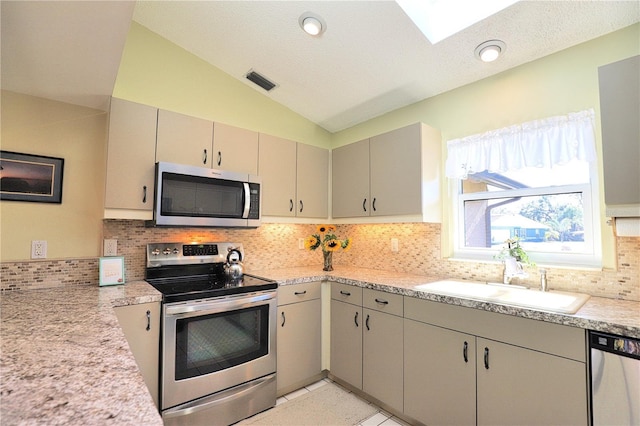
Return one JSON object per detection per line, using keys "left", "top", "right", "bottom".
{"left": 445, "top": 108, "right": 597, "bottom": 179}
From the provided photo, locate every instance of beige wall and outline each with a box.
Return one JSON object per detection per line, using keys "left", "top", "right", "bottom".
{"left": 0, "top": 91, "right": 108, "bottom": 260}
{"left": 113, "top": 22, "right": 332, "bottom": 149}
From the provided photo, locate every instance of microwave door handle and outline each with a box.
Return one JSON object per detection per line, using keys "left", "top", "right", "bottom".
{"left": 242, "top": 182, "right": 251, "bottom": 219}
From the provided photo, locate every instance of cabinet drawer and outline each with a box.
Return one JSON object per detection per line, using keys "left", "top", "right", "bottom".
{"left": 363, "top": 289, "right": 403, "bottom": 316}
{"left": 277, "top": 281, "right": 321, "bottom": 305}
{"left": 331, "top": 283, "right": 363, "bottom": 305}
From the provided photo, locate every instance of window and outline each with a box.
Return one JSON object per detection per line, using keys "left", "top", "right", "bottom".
{"left": 447, "top": 109, "right": 601, "bottom": 267}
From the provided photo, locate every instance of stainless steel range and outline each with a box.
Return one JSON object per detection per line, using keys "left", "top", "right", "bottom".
{"left": 145, "top": 242, "right": 277, "bottom": 426}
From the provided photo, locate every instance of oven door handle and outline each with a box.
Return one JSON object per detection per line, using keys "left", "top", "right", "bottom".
{"left": 165, "top": 292, "right": 275, "bottom": 316}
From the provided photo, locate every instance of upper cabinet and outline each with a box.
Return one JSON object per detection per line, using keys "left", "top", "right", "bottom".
{"left": 212, "top": 123, "right": 259, "bottom": 175}
{"left": 258, "top": 134, "right": 297, "bottom": 217}
{"left": 332, "top": 122, "right": 441, "bottom": 221}
{"left": 296, "top": 143, "right": 329, "bottom": 218}
{"left": 259, "top": 134, "right": 329, "bottom": 218}
{"left": 156, "top": 109, "right": 213, "bottom": 167}
{"left": 104, "top": 98, "right": 157, "bottom": 217}
{"left": 599, "top": 55, "right": 640, "bottom": 217}
{"left": 332, "top": 139, "right": 370, "bottom": 218}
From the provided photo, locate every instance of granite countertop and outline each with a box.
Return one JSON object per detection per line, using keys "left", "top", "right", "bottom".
{"left": 250, "top": 266, "right": 640, "bottom": 339}
{"left": 0, "top": 282, "right": 164, "bottom": 425}
{"left": 2, "top": 266, "right": 639, "bottom": 424}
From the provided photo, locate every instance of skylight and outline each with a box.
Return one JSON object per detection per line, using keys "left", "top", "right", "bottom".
{"left": 395, "top": 0, "right": 518, "bottom": 44}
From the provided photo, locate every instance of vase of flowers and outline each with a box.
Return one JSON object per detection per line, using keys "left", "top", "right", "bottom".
{"left": 305, "top": 225, "right": 351, "bottom": 271}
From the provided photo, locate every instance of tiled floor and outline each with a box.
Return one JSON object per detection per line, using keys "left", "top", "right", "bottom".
{"left": 276, "top": 378, "right": 410, "bottom": 426}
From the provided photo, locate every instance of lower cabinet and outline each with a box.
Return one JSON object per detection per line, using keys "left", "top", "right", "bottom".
{"left": 362, "top": 307, "right": 404, "bottom": 414}
{"left": 476, "top": 337, "right": 588, "bottom": 426}
{"left": 330, "top": 284, "right": 404, "bottom": 414}
{"left": 276, "top": 282, "right": 322, "bottom": 396}
{"left": 114, "top": 301, "right": 161, "bottom": 408}
{"left": 403, "top": 296, "right": 588, "bottom": 426}
{"left": 404, "top": 319, "right": 476, "bottom": 425}
{"left": 330, "top": 297, "right": 363, "bottom": 389}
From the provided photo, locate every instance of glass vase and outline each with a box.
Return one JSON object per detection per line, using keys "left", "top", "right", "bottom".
{"left": 322, "top": 250, "right": 333, "bottom": 271}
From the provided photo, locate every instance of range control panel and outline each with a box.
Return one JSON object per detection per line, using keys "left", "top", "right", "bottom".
{"left": 146, "top": 242, "right": 243, "bottom": 268}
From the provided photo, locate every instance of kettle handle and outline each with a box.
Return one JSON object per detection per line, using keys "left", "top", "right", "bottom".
{"left": 226, "top": 248, "right": 243, "bottom": 263}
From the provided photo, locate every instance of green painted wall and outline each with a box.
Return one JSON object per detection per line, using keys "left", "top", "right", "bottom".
{"left": 331, "top": 23, "right": 639, "bottom": 269}
{"left": 113, "top": 22, "right": 332, "bottom": 148}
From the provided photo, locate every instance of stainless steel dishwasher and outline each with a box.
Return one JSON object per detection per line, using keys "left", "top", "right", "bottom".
{"left": 590, "top": 331, "right": 640, "bottom": 425}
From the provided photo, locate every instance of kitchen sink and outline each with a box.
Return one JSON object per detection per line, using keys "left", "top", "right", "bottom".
{"left": 414, "top": 280, "right": 590, "bottom": 314}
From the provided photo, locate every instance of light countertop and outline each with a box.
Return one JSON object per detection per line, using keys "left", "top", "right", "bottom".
{"left": 1, "top": 265, "right": 638, "bottom": 424}
{"left": 0, "top": 282, "right": 163, "bottom": 425}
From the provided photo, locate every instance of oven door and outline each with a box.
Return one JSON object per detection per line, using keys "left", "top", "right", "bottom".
{"left": 161, "top": 290, "right": 277, "bottom": 410}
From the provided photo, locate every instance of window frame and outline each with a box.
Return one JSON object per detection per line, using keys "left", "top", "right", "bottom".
{"left": 451, "top": 164, "right": 602, "bottom": 268}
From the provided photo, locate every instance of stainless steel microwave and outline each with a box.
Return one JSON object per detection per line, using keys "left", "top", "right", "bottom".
{"left": 153, "top": 162, "right": 261, "bottom": 228}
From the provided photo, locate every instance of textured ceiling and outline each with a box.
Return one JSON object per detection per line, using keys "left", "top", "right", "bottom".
{"left": 2, "top": 1, "right": 639, "bottom": 132}
{"left": 132, "top": 1, "right": 639, "bottom": 132}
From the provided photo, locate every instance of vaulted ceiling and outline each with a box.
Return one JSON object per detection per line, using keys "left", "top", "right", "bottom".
{"left": 2, "top": 1, "right": 638, "bottom": 132}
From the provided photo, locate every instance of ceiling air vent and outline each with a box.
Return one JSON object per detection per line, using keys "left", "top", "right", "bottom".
{"left": 245, "top": 70, "right": 277, "bottom": 92}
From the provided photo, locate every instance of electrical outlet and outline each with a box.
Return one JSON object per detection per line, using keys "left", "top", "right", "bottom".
{"left": 31, "top": 240, "right": 47, "bottom": 259}
{"left": 104, "top": 239, "right": 118, "bottom": 256}
{"left": 298, "top": 238, "right": 305, "bottom": 250}
{"left": 391, "top": 238, "right": 399, "bottom": 252}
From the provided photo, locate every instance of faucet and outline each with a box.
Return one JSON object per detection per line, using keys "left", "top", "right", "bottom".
{"left": 503, "top": 256, "right": 528, "bottom": 284}
{"left": 539, "top": 269, "right": 548, "bottom": 292}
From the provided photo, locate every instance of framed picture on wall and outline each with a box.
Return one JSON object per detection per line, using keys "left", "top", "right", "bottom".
{"left": 0, "top": 151, "right": 64, "bottom": 203}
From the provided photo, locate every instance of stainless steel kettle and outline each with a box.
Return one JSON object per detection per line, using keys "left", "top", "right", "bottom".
{"left": 225, "top": 248, "right": 244, "bottom": 280}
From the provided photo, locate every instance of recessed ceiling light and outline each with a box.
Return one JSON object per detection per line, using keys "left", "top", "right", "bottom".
{"left": 475, "top": 40, "right": 506, "bottom": 62}
{"left": 299, "top": 12, "right": 326, "bottom": 36}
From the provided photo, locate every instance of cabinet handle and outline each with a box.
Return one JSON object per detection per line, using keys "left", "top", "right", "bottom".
{"left": 463, "top": 341, "right": 468, "bottom": 363}
{"left": 294, "top": 290, "right": 307, "bottom": 296}
{"left": 142, "top": 186, "right": 147, "bottom": 203}
{"left": 340, "top": 290, "right": 351, "bottom": 296}
{"left": 281, "top": 312, "right": 286, "bottom": 327}
{"left": 203, "top": 149, "right": 208, "bottom": 165}
{"left": 484, "top": 347, "right": 490, "bottom": 369}
{"left": 299, "top": 200, "right": 304, "bottom": 213}
{"left": 354, "top": 311, "right": 359, "bottom": 327}
{"left": 372, "top": 197, "right": 377, "bottom": 212}
{"left": 289, "top": 199, "right": 294, "bottom": 212}
{"left": 363, "top": 198, "right": 367, "bottom": 212}
{"left": 375, "top": 298, "right": 389, "bottom": 305}
{"left": 146, "top": 310, "right": 151, "bottom": 331}
{"left": 365, "top": 314, "right": 370, "bottom": 331}
{"left": 217, "top": 151, "right": 222, "bottom": 166}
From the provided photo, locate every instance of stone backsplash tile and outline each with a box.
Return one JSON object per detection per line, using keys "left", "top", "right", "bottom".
{"left": 2, "top": 220, "right": 638, "bottom": 302}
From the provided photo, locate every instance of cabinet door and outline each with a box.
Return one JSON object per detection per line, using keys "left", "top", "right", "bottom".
{"left": 477, "top": 338, "right": 588, "bottom": 426}
{"left": 599, "top": 55, "right": 640, "bottom": 207}
{"left": 276, "top": 299, "right": 322, "bottom": 395}
{"left": 212, "top": 122, "right": 259, "bottom": 175}
{"left": 330, "top": 299, "right": 363, "bottom": 389}
{"left": 370, "top": 123, "right": 422, "bottom": 216}
{"left": 105, "top": 98, "right": 157, "bottom": 212}
{"left": 332, "top": 139, "right": 370, "bottom": 218}
{"left": 156, "top": 109, "right": 213, "bottom": 167}
{"left": 362, "top": 308, "right": 403, "bottom": 413}
{"left": 404, "top": 319, "right": 476, "bottom": 425}
{"left": 258, "top": 134, "right": 297, "bottom": 216}
{"left": 296, "top": 143, "right": 329, "bottom": 218}
{"left": 114, "top": 302, "right": 160, "bottom": 408}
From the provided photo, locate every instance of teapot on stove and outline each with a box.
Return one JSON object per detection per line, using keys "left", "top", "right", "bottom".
{"left": 225, "top": 247, "right": 244, "bottom": 280}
